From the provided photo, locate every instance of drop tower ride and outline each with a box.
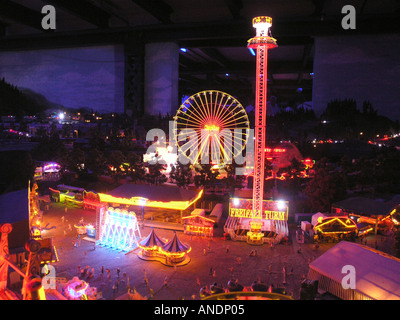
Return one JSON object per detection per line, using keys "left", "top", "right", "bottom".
{"left": 248, "top": 17, "right": 277, "bottom": 222}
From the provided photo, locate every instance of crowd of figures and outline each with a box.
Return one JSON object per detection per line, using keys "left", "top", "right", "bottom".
{"left": 199, "top": 279, "right": 287, "bottom": 298}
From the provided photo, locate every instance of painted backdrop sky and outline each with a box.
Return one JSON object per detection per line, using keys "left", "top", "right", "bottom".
{"left": 0, "top": 45, "right": 124, "bottom": 114}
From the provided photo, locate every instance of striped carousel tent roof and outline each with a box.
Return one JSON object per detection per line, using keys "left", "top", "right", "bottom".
{"left": 162, "top": 232, "right": 190, "bottom": 253}
{"left": 140, "top": 228, "right": 165, "bottom": 248}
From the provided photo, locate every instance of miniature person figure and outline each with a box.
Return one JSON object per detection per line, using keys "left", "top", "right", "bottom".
{"left": 164, "top": 276, "right": 168, "bottom": 287}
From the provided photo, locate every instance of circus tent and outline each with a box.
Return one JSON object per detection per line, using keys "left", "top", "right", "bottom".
{"left": 139, "top": 228, "right": 165, "bottom": 248}
{"left": 161, "top": 232, "right": 190, "bottom": 254}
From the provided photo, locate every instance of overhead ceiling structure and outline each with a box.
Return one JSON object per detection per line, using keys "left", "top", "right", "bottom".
{"left": 0, "top": 0, "right": 399, "bottom": 110}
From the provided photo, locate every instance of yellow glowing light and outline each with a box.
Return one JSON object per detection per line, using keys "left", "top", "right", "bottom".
{"left": 204, "top": 124, "right": 220, "bottom": 131}
{"left": 314, "top": 217, "right": 357, "bottom": 234}
{"left": 252, "top": 16, "right": 272, "bottom": 27}
{"left": 181, "top": 214, "right": 216, "bottom": 224}
{"left": 97, "top": 189, "right": 203, "bottom": 211}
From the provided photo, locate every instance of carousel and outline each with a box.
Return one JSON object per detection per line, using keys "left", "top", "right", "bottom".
{"left": 138, "top": 229, "right": 191, "bottom": 266}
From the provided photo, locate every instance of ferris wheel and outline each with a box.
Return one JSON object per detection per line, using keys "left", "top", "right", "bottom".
{"left": 173, "top": 90, "right": 250, "bottom": 167}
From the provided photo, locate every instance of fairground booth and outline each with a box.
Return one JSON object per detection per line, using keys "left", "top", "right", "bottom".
{"left": 96, "top": 184, "right": 203, "bottom": 224}
{"left": 332, "top": 197, "right": 397, "bottom": 235}
{"left": 182, "top": 209, "right": 215, "bottom": 238}
{"left": 224, "top": 197, "right": 289, "bottom": 245}
{"left": 312, "top": 216, "right": 358, "bottom": 242}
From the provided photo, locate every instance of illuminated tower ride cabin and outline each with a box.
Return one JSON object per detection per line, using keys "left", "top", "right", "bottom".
{"left": 248, "top": 17, "right": 277, "bottom": 228}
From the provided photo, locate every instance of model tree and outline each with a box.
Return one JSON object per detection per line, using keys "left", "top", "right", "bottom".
{"left": 107, "top": 150, "right": 127, "bottom": 183}
{"left": 126, "top": 151, "right": 146, "bottom": 183}
{"left": 146, "top": 162, "right": 167, "bottom": 185}
{"left": 193, "top": 164, "right": 219, "bottom": 191}
{"left": 222, "top": 164, "right": 245, "bottom": 195}
{"left": 86, "top": 148, "right": 107, "bottom": 177}
{"left": 170, "top": 163, "right": 192, "bottom": 189}
{"left": 304, "top": 158, "right": 346, "bottom": 212}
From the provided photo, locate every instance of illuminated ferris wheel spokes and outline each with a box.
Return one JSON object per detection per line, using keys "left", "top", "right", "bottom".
{"left": 174, "top": 90, "right": 250, "bottom": 167}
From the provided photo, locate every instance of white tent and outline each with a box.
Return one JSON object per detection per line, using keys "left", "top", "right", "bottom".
{"left": 311, "top": 212, "right": 326, "bottom": 227}
{"left": 308, "top": 241, "right": 400, "bottom": 300}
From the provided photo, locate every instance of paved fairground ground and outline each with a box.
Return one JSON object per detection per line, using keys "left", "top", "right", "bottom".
{"left": 42, "top": 202, "right": 395, "bottom": 300}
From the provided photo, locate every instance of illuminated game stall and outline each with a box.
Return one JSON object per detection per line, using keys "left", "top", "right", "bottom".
{"left": 138, "top": 229, "right": 191, "bottom": 266}
{"left": 49, "top": 185, "right": 84, "bottom": 207}
{"left": 34, "top": 162, "right": 61, "bottom": 181}
{"left": 98, "top": 207, "right": 141, "bottom": 252}
{"left": 182, "top": 209, "right": 215, "bottom": 238}
{"left": 96, "top": 184, "right": 203, "bottom": 223}
{"left": 82, "top": 191, "right": 101, "bottom": 210}
{"left": 313, "top": 216, "right": 358, "bottom": 242}
{"left": 224, "top": 198, "right": 289, "bottom": 245}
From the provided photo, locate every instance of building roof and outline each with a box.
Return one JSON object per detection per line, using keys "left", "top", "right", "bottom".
{"left": 0, "top": 189, "right": 29, "bottom": 224}
{"left": 162, "top": 232, "right": 190, "bottom": 254}
{"left": 309, "top": 241, "right": 400, "bottom": 300}
{"left": 332, "top": 197, "right": 394, "bottom": 216}
{"left": 140, "top": 228, "right": 165, "bottom": 248}
{"left": 107, "top": 183, "right": 199, "bottom": 203}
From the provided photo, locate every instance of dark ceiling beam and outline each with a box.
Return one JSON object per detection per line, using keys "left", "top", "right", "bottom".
{"left": 359, "top": 0, "right": 368, "bottom": 15}
{"left": 179, "top": 36, "right": 314, "bottom": 48}
{"left": 0, "top": 21, "right": 8, "bottom": 36}
{"left": 311, "top": 0, "right": 326, "bottom": 19}
{"left": 199, "top": 48, "right": 232, "bottom": 67}
{"left": 43, "top": 0, "right": 111, "bottom": 28}
{"left": 0, "top": 1, "right": 43, "bottom": 30}
{"left": 180, "top": 61, "right": 313, "bottom": 76}
{"left": 224, "top": 0, "right": 243, "bottom": 19}
{"left": 130, "top": 0, "right": 173, "bottom": 23}
{"left": 297, "top": 43, "right": 313, "bottom": 84}
{"left": 1, "top": 15, "right": 399, "bottom": 51}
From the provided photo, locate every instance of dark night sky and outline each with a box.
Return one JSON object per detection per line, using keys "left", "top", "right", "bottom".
{"left": 0, "top": 45, "right": 124, "bottom": 114}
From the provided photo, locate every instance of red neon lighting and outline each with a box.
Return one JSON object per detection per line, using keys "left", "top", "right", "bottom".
{"left": 248, "top": 17, "right": 278, "bottom": 220}
{"left": 264, "top": 148, "right": 286, "bottom": 153}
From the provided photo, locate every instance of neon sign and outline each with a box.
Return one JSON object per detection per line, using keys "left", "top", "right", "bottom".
{"left": 229, "top": 198, "right": 288, "bottom": 220}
